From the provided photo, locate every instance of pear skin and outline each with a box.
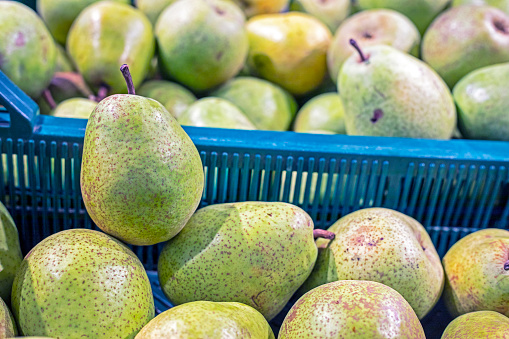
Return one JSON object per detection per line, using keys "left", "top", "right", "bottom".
{"left": 293, "top": 93, "right": 346, "bottom": 134}
{"left": 441, "top": 311, "right": 509, "bottom": 338}
{"left": 0, "top": 201, "right": 22, "bottom": 305}
{"left": 290, "top": 0, "right": 351, "bottom": 32}
{"left": 0, "top": 297, "right": 17, "bottom": 338}
{"left": 137, "top": 80, "right": 196, "bottom": 119}
{"left": 452, "top": 0, "right": 509, "bottom": 15}
{"left": 52, "top": 98, "right": 97, "bottom": 119}
{"left": 228, "top": 0, "right": 290, "bottom": 17}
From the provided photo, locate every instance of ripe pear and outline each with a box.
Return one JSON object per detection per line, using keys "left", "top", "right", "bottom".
{"left": 211, "top": 76, "right": 297, "bottom": 131}
{"left": 279, "top": 280, "right": 425, "bottom": 338}
{"left": 0, "top": 1, "right": 56, "bottom": 99}
{"left": 51, "top": 98, "right": 97, "bottom": 119}
{"left": 54, "top": 45, "right": 74, "bottom": 73}
{"left": 441, "top": 311, "right": 509, "bottom": 338}
{"left": 67, "top": 1, "right": 155, "bottom": 95}
{"left": 0, "top": 297, "right": 17, "bottom": 338}
{"left": 11, "top": 229, "right": 154, "bottom": 338}
{"left": 300, "top": 208, "right": 444, "bottom": 319}
{"left": 137, "top": 80, "right": 196, "bottom": 119}
{"left": 158, "top": 202, "right": 335, "bottom": 321}
{"left": 356, "top": 0, "right": 450, "bottom": 34}
{"left": 155, "top": 0, "right": 248, "bottom": 92}
{"left": 327, "top": 9, "right": 420, "bottom": 84}
{"left": 293, "top": 93, "right": 346, "bottom": 134}
{"left": 227, "top": 0, "right": 290, "bottom": 17}
{"left": 0, "top": 201, "right": 22, "bottom": 305}
{"left": 339, "top": 42, "right": 456, "bottom": 139}
{"left": 442, "top": 228, "right": 509, "bottom": 317}
{"left": 453, "top": 63, "right": 509, "bottom": 141}
{"left": 37, "top": 0, "right": 130, "bottom": 45}
{"left": 290, "top": 0, "right": 351, "bottom": 32}
{"left": 81, "top": 65, "right": 204, "bottom": 246}
{"left": 246, "top": 12, "right": 332, "bottom": 96}
{"left": 452, "top": 0, "right": 509, "bottom": 15}
{"left": 422, "top": 5, "right": 509, "bottom": 88}
{"left": 134, "top": 0, "right": 177, "bottom": 25}
{"left": 178, "top": 97, "right": 256, "bottom": 130}
{"left": 135, "top": 301, "right": 275, "bottom": 338}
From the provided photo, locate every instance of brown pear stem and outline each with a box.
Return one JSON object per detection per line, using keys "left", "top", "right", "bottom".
{"left": 41, "top": 89, "right": 57, "bottom": 110}
{"left": 120, "top": 64, "right": 136, "bottom": 95}
{"left": 349, "top": 39, "right": 368, "bottom": 62}
{"left": 313, "top": 229, "right": 335, "bottom": 240}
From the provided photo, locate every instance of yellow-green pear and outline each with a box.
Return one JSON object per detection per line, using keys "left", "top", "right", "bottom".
{"left": 138, "top": 80, "right": 196, "bottom": 119}
{"left": 293, "top": 93, "right": 346, "bottom": 134}
{"left": 441, "top": 311, "right": 509, "bottom": 338}
{"left": 0, "top": 201, "right": 22, "bottom": 305}
{"left": 134, "top": 0, "right": 177, "bottom": 25}
{"left": 452, "top": 0, "right": 509, "bottom": 15}
{"left": 52, "top": 98, "right": 97, "bottom": 119}
{"left": 290, "top": 0, "right": 351, "bottom": 32}
{"left": 0, "top": 297, "right": 17, "bottom": 338}
{"left": 227, "top": 0, "right": 290, "bottom": 17}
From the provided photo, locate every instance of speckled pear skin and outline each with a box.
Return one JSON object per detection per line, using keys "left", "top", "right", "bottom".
{"left": 0, "top": 297, "right": 17, "bottom": 338}
{"left": 11, "top": 229, "right": 154, "bottom": 338}
{"left": 300, "top": 208, "right": 444, "bottom": 319}
{"left": 339, "top": 44, "right": 456, "bottom": 139}
{"left": 52, "top": 98, "right": 97, "bottom": 119}
{"left": 279, "top": 280, "right": 425, "bottom": 339}
{"left": 442, "top": 228, "right": 509, "bottom": 318}
{"left": 135, "top": 301, "right": 275, "bottom": 338}
{"left": 441, "top": 311, "right": 509, "bottom": 339}
{"left": 81, "top": 95, "right": 204, "bottom": 246}
{"left": 158, "top": 202, "right": 317, "bottom": 321}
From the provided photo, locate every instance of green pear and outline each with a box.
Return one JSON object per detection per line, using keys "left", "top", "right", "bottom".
{"left": 279, "top": 280, "right": 425, "bottom": 338}
{"left": 135, "top": 301, "right": 275, "bottom": 338}
{"left": 67, "top": 1, "right": 155, "bottom": 95}
{"left": 246, "top": 12, "right": 332, "bottom": 96}
{"left": 211, "top": 76, "right": 297, "bottom": 131}
{"left": 178, "top": 98, "right": 257, "bottom": 130}
{"left": 0, "top": 297, "right": 17, "bottom": 338}
{"left": 51, "top": 98, "right": 97, "bottom": 119}
{"left": 137, "top": 80, "right": 196, "bottom": 119}
{"left": 293, "top": 93, "right": 346, "bottom": 134}
{"left": 452, "top": 0, "right": 509, "bottom": 15}
{"left": 54, "top": 44, "right": 74, "bottom": 73}
{"left": 356, "top": 0, "right": 450, "bottom": 34}
{"left": 290, "top": 0, "right": 351, "bottom": 32}
{"left": 155, "top": 0, "right": 248, "bottom": 92}
{"left": 11, "top": 229, "right": 154, "bottom": 338}
{"left": 442, "top": 228, "right": 509, "bottom": 318}
{"left": 158, "top": 202, "right": 335, "bottom": 321}
{"left": 135, "top": 0, "right": 177, "bottom": 25}
{"left": 441, "top": 311, "right": 509, "bottom": 338}
{"left": 0, "top": 1, "right": 56, "bottom": 98}
{"left": 227, "top": 0, "right": 290, "bottom": 17}
{"left": 81, "top": 65, "right": 204, "bottom": 246}
{"left": 453, "top": 63, "right": 509, "bottom": 141}
{"left": 327, "top": 9, "right": 420, "bottom": 84}
{"left": 300, "top": 208, "right": 444, "bottom": 319}
{"left": 422, "top": 5, "right": 509, "bottom": 88}
{"left": 0, "top": 201, "right": 22, "bottom": 305}
{"left": 339, "top": 42, "right": 456, "bottom": 139}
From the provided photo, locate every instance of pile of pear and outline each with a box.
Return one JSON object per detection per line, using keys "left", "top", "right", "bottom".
{"left": 1, "top": 0, "right": 509, "bottom": 141}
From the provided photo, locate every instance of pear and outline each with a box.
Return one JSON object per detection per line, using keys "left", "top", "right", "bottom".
{"left": 211, "top": 76, "right": 297, "bottom": 131}
{"left": 155, "top": 0, "right": 248, "bottom": 92}
{"left": 246, "top": 12, "right": 332, "bottom": 96}
{"left": 0, "top": 297, "right": 17, "bottom": 338}
{"left": 81, "top": 65, "right": 204, "bottom": 246}
{"left": 11, "top": 229, "right": 154, "bottom": 338}
{"left": 441, "top": 311, "right": 509, "bottom": 338}
{"left": 356, "top": 0, "right": 450, "bottom": 34}
{"left": 279, "top": 280, "right": 425, "bottom": 338}
{"left": 134, "top": 0, "right": 178, "bottom": 25}
{"left": 452, "top": 0, "right": 509, "bottom": 15}
{"left": 327, "top": 9, "right": 420, "bottom": 84}
{"left": 135, "top": 301, "right": 275, "bottom": 338}
{"left": 422, "top": 5, "right": 509, "bottom": 88}
{"left": 0, "top": 201, "right": 22, "bottom": 305}
{"left": 453, "top": 63, "right": 509, "bottom": 141}
{"left": 54, "top": 45, "right": 74, "bottom": 73}
{"left": 290, "top": 0, "right": 351, "bottom": 32}
{"left": 442, "top": 228, "right": 509, "bottom": 318}
{"left": 339, "top": 41, "right": 456, "bottom": 139}
{"left": 227, "top": 0, "right": 290, "bottom": 17}
{"left": 293, "top": 93, "right": 346, "bottom": 134}
{"left": 178, "top": 97, "right": 257, "bottom": 130}
{"left": 300, "top": 208, "right": 444, "bottom": 319}
{"left": 67, "top": 1, "right": 155, "bottom": 95}
{"left": 137, "top": 80, "right": 196, "bottom": 119}
{"left": 158, "top": 202, "right": 335, "bottom": 321}
{"left": 51, "top": 98, "right": 97, "bottom": 119}
{"left": 0, "top": 1, "right": 56, "bottom": 99}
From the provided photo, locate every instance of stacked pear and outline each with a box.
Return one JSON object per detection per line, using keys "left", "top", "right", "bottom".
{"left": 441, "top": 311, "right": 509, "bottom": 338}
{"left": 0, "top": 201, "right": 22, "bottom": 305}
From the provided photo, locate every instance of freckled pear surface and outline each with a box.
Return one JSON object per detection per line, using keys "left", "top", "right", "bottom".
{"left": 0, "top": 296, "right": 17, "bottom": 338}
{"left": 11, "top": 229, "right": 154, "bottom": 338}
{"left": 279, "top": 280, "right": 425, "bottom": 339}
{"left": 135, "top": 301, "right": 275, "bottom": 338}
{"left": 441, "top": 311, "right": 509, "bottom": 339}
{"left": 157, "top": 202, "right": 317, "bottom": 321}
{"left": 80, "top": 94, "right": 204, "bottom": 246}
{"left": 300, "top": 207, "right": 444, "bottom": 319}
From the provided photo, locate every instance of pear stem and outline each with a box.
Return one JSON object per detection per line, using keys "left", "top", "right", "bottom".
{"left": 41, "top": 89, "right": 56, "bottom": 110}
{"left": 96, "top": 85, "right": 109, "bottom": 102}
{"left": 349, "top": 39, "right": 368, "bottom": 62}
{"left": 120, "top": 64, "right": 136, "bottom": 95}
{"left": 313, "top": 229, "right": 335, "bottom": 240}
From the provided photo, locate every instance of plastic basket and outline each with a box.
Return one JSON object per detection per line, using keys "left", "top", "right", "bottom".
{"left": 1, "top": 68, "right": 509, "bottom": 337}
